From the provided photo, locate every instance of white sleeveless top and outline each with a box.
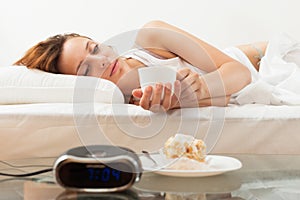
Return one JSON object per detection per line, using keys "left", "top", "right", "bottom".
{"left": 122, "top": 48, "right": 207, "bottom": 75}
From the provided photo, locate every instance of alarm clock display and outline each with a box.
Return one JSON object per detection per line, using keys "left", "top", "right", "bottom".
{"left": 53, "top": 145, "right": 142, "bottom": 192}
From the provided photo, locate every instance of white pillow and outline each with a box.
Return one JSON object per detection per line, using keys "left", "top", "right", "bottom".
{"left": 0, "top": 66, "right": 124, "bottom": 104}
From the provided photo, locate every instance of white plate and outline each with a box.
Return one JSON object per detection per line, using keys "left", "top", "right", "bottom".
{"left": 140, "top": 154, "right": 242, "bottom": 177}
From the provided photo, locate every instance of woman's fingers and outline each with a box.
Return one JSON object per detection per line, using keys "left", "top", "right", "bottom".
{"left": 161, "top": 83, "right": 172, "bottom": 110}
{"left": 170, "top": 80, "right": 181, "bottom": 108}
{"left": 176, "top": 68, "right": 205, "bottom": 101}
{"left": 134, "top": 67, "right": 206, "bottom": 110}
{"left": 149, "top": 83, "right": 164, "bottom": 112}
{"left": 136, "top": 82, "right": 179, "bottom": 112}
{"left": 176, "top": 68, "right": 190, "bottom": 81}
{"left": 139, "top": 83, "right": 164, "bottom": 112}
{"left": 132, "top": 88, "right": 143, "bottom": 99}
{"left": 139, "top": 86, "right": 152, "bottom": 110}
{"left": 181, "top": 72, "right": 200, "bottom": 92}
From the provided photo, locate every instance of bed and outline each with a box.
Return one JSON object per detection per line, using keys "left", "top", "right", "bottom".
{"left": 1, "top": 33, "right": 300, "bottom": 160}
{"left": 1, "top": 102, "right": 300, "bottom": 160}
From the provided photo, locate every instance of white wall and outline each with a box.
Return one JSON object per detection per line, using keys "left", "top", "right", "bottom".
{"left": 1, "top": 0, "right": 300, "bottom": 66}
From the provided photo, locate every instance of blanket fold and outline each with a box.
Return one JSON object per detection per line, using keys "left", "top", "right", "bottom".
{"left": 235, "top": 33, "right": 300, "bottom": 105}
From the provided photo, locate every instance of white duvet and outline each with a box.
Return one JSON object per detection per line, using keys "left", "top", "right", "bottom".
{"left": 235, "top": 33, "right": 300, "bottom": 105}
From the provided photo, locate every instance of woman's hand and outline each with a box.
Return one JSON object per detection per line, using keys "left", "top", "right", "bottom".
{"left": 131, "top": 67, "right": 232, "bottom": 112}
{"left": 176, "top": 68, "right": 231, "bottom": 106}
{"left": 131, "top": 81, "right": 181, "bottom": 112}
{"left": 131, "top": 67, "right": 208, "bottom": 112}
{"left": 176, "top": 68, "right": 207, "bottom": 107}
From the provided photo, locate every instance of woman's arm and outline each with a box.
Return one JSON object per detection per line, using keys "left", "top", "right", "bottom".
{"left": 136, "top": 20, "right": 251, "bottom": 100}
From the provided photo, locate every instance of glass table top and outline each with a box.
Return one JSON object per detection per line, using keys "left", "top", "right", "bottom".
{"left": 1, "top": 154, "right": 300, "bottom": 200}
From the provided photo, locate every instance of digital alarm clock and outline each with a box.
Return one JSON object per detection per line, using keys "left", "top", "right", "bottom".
{"left": 53, "top": 145, "right": 142, "bottom": 192}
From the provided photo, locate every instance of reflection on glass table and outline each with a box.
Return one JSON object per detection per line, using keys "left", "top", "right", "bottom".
{"left": 1, "top": 155, "right": 300, "bottom": 199}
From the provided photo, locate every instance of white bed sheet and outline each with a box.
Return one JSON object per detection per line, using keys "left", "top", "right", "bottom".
{"left": 1, "top": 103, "right": 300, "bottom": 160}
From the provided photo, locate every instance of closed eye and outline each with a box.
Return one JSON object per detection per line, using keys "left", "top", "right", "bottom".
{"left": 84, "top": 65, "right": 90, "bottom": 76}
{"left": 92, "top": 44, "right": 99, "bottom": 54}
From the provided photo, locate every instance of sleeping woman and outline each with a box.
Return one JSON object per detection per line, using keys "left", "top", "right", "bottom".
{"left": 14, "top": 20, "right": 267, "bottom": 112}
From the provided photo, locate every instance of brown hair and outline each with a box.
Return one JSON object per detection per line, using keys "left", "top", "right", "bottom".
{"left": 14, "top": 33, "right": 83, "bottom": 73}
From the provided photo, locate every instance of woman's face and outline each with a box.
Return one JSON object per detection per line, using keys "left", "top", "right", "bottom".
{"left": 58, "top": 37, "right": 132, "bottom": 84}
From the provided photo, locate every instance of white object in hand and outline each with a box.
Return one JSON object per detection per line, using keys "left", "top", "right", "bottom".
{"left": 138, "top": 66, "right": 177, "bottom": 99}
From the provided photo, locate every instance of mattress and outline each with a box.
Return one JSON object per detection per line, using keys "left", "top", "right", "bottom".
{"left": 1, "top": 103, "right": 300, "bottom": 160}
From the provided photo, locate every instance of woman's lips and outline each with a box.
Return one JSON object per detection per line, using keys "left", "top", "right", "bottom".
{"left": 110, "top": 60, "right": 118, "bottom": 76}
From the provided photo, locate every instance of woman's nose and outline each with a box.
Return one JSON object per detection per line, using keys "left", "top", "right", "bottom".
{"left": 87, "top": 55, "right": 109, "bottom": 68}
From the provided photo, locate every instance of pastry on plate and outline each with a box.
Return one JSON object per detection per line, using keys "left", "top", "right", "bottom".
{"left": 163, "top": 133, "right": 206, "bottom": 162}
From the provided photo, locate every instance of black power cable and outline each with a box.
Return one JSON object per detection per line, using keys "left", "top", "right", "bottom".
{"left": 0, "top": 168, "right": 53, "bottom": 177}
